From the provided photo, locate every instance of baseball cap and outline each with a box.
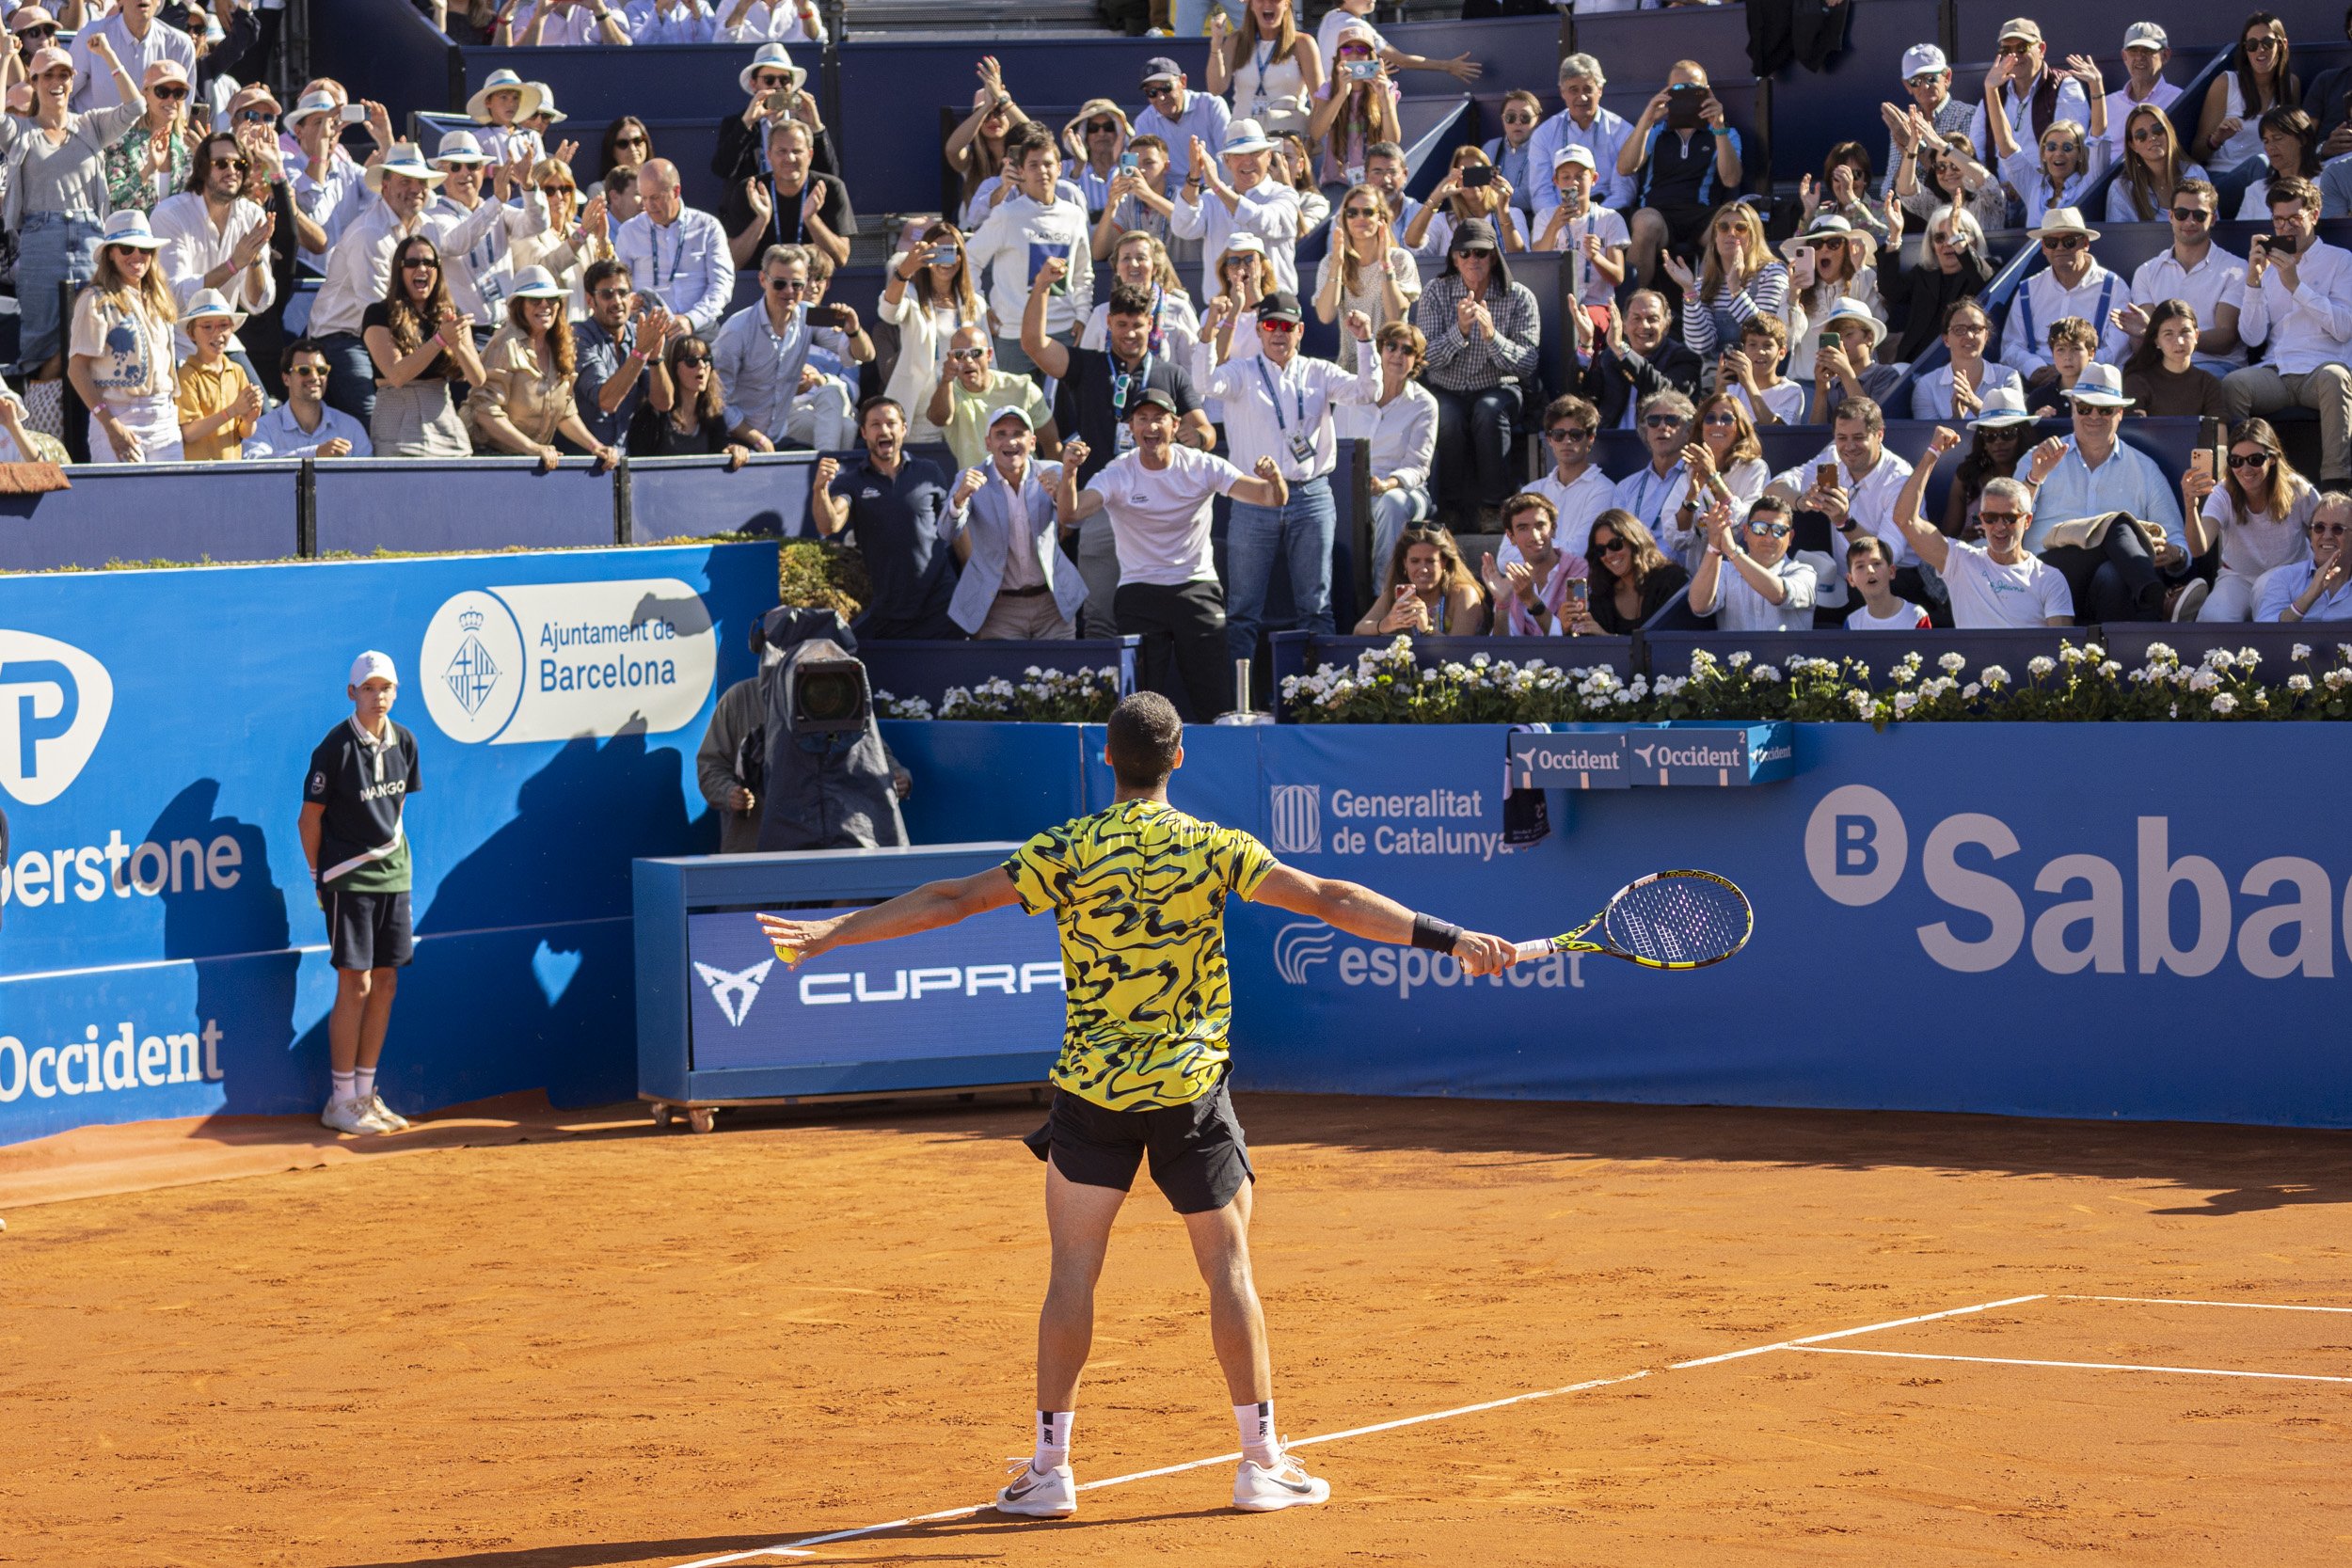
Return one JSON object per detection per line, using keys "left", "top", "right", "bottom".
{"left": 1126, "top": 387, "right": 1178, "bottom": 419}
{"left": 1551, "top": 144, "right": 1597, "bottom": 172}
{"left": 349, "top": 651, "right": 398, "bottom": 688}
{"left": 1140, "top": 55, "right": 1183, "bottom": 86}
{"left": 988, "top": 403, "right": 1038, "bottom": 432}
{"left": 1257, "top": 292, "right": 1304, "bottom": 325}
{"left": 1900, "top": 43, "right": 1947, "bottom": 80}
{"left": 2122, "top": 23, "right": 2168, "bottom": 51}
{"left": 1997, "top": 18, "right": 2042, "bottom": 44}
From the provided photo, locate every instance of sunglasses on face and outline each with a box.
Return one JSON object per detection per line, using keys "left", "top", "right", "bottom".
{"left": 1979, "top": 509, "right": 2022, "bottom": 526}
{"left": 2310, "top": 520, "right": 2349, "bottom": 536}
{"left": 152, "top": 84, "right": 188, "bottom": 100}
{"left": 2042, "top": 140, "right": 2080, "bottom": 154}
{"left": 1701, "top": 411, "right": 1739, "bottom": 428}
{"left": 592, "top": 288, "right": 630, "bottom": 302}
{"left": 674, "top": 355, "right": 711, "bottom": 368}
{"left": 1546, "top": 425, "right": 1595, "bottom": 443}
{"left": 1259, "top": 320, "right": 1300, "bottom": 334}
{"left": 1594, "top": 536, "right": 1628, "bottom": 554}
{"left": 1144, "top": 83, "right": 1180, "bottom": 99}
{"left": 1905, "top": 72, "right": 1943, "bottom": 88}
{"left": 2244, "top": 35, "right": 2279, "bottom": 52}
{"left": 2072, "top": 404, "right": 2121, "bottom": 418}
{"left": 2171, "top": 207, "right": 2212, "bottom": 223}
{"left": 1748, "top": 521, "right": 1791, "bottom": 538}
{"left": 213, "top": 157, "right": 250, "bottom": 172}
{"left": 1502, "top": 113, "right": 1535, "bottom": 126}
{"left": 755, "top": 73, "right": 787, "bottom": 87}
{"left": 946, "top": 347, "right": 988, "bottom": 361}
{"left": 1643, "top": 413, "right": 1685, "bottom": 429}
{"left": 235, "top": 109, "right": 274, "bottom": 123}
{"left": 401, "top": 257, "right": 439, "bottom": 271}
{"left": 1997, "top": 41, "right": 2032, "bottom": 55}
{"left": 767, "top": 277, "right": 806, "bottom": 292}
{"left": 539, "top": 183, "right": 574, "bottom": 197}
{"left": 21, "top": 25, "right": 56, "bottom": 39}
{"left": 2041, "top": 235, "right": 2087, "bottom": 251}
{"left": 2129, "top": 125, "right": 2168, "bottom": 143}
{"left": 1343, "top": 205, "right": 1378, "bottom": 218}
{"left": 615, "top": 134, "right": 648, "bottom": 148}
{"left": 2230, "top": 451, "right": 2272, "bottom": 468}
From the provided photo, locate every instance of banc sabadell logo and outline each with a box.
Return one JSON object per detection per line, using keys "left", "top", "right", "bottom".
{"left": 421, "top": 579, "right": 719, "bottom": 745}
{"left": 0, "top": 630, "right": 114, "bottom": 807}
{"left": 1805, "top": 784, "right": 2344, "bottom": 980}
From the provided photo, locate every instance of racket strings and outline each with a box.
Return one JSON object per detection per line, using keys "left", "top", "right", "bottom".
{"left": 1605, "top": 876, "right": 1749, "bottom": 966}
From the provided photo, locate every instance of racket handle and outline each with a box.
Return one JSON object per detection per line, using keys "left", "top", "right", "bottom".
{"left": 1512, "top": 939, "right": 1554, "bottom": 962}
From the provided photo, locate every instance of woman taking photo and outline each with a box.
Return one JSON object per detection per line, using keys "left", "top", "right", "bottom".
{"left": 1403, "top": 144, "right": 1525, "bottom": 257}
{"left": 1671, "top": 201, "right": 1787, "bottom": 369}
{"left": 5, "top": 34, "right": 142, "bottom": 379}
{"left": 2122, "top": 298, "right": 2226, "bottom": 418}
{"left": 880, "top": 218, "right": 983, "bottom": 444}
{"left": 1661, "top": 393, "right": 1769, "bottom": 567}
{"left": 946, "top": 58, "right": 1026, "bottom": 227}
{"left": 1883, "top": 200, "right": 1995, "bottom": 364}
{"left": 102, "top": 59, "right": 194, "bottom": 217}
{"left": 65, "top": 209, "right": 178, "bottom": 463}
{"left": 1078, "top": 230, "right": 1197, "bottom": 358}
{"left": 1356, "top": 524, "right": 1483, "bottom": 636}
{"left": 629, "top": 332, "right": 772, "bottom": 464}
{"left": 1343, "top": 319, "right": 1438, "bottom": 572}
{"left": 1909, "top": 298, "right": 2022, "bottom": 421}
{"left": 1207, "top": 0, "right": 1322, "bottom": 140}
{"left": 2107, "top": 103, "right": 2208, "bottom": 222}
{"left": 1570, "top": 511, "right": 1688, "bottom": 637}
{"left": 1777, "top": 213, "right": 1881, "bottom": 381}
{"left": 364, "top": 233, "right": 485, "bottom": 458}
{"left": 1313, "top": 182, "right": 1417, "bottom": 364}
{"left": 2182, "top": 417, "right": 2316, "bottom": 621}
{"left": 1307, "top": 24, "right": 1400, "bottom": 192}
{"left": 465, "top": 265, "right": 619, "bottom": 467}
{"left": 2196, "top": 13, "right": 2299, "bottom": 175}
{"left": 2237, "top": 105, "right": 2322, "bottom": 216}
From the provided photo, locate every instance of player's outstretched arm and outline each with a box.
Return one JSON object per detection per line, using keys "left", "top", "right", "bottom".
{"left": 1248, "top": 864, "right": 1519, "bottom": 976}
{"left": 758, "top": 868, "right": 1021, "bottom": 965}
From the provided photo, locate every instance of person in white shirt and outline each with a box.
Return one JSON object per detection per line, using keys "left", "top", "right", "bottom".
{"left": 2179, "top": 417, "right": 2316, "bottom": 622}
{"left": 1842, "top": 535, "right": 1931, "bottom": 628}
{"left": 1965, "top": 17, "right": 2090, "bottom": 167}
{"left": 287, "top": 89, "right": 370, "bottom": 264}
{"left": 714, "top": 0, "right": 827, "bottom": 43}
{"left": 1209, "top": 293, "right": 1379, "bottom": 662}
{"left": 2019, "top": 363, "right": 2190, "bottom": 620}
{"left": 499, "top": 0, "right": 633, "bottom": 46}
{"left": 629, "top": 0, "right": 719, "bottom": 44}
{"left": 1773, "top": 396, "right": 1914, "bottom": 614}
{"left": 150, "top": 129, "right": 277, "bottom": 366}
{"left": 464, "top": 69, "right": 545, "bottom": 168}
{"left": 1509, "top": 392, "right": 1613, "bottom": 566}
{"left": 611, "top": 158, "right": 734, "bottom": 336}
{"left": 423, "top": 130, "right": 547, "bottom": 340}
{"left": 1532, "top": 146, "right": 1629, "bottom": 312}
{"left": 1528, "top": 54, "right": 1635, "bottom": 214}
{"left": 1719, "top": 314, "right": 1806, "bottom": 427}
{"left": 1660, "top": 393, "right": 1772, "bottom": 568}
{"left": 1170, "top": 118, "right": 1300, "bottom": 301}
{"left": 68, "top": 0, "right": 192, "bottom": 112}
{"left": 1053, "top": 389, "right": 1292, "bottom": 719}
{"left": 2223, "top": 177, "right": 2352, "bottom": 484}
{"left": 945, "top": 404, "right": 1086, "bottom": 641}
{"left": 243, "top": 338, "right": 373, "bottom": 458}
{"left": 1997, "top": 207, "right": 2129, "bottom": 387}
{"left": 2100, "top": 23, "right": 2184, "bottom": 162}
{"left": 2122, "top": 179, "right": 2245, "bottom": 373}
{"left": 1347, "top": 320, "right": 1439, "bottom": 574}
{"left": 1689, "top": 493, "right": 1818, "bottom": 631}
{"left": 1890, "top": 428, "right": 2075, "bottom": 627}
{"left": 964, "top": 120, "right": 1093, "bottom": 376}
{"left": 1908, "top": 298, "right": 2023, "bottom": 421}
{"left": 2256, "top": 494, "right": 2352, "bottom": 622}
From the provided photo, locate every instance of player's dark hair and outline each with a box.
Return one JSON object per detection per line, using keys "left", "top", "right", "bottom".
{"left": 1105, "top": 692, "right": 1182, "bottom": 788}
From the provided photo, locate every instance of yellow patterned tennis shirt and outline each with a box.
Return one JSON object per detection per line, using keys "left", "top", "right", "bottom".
{"left": 1003, "top": 799, "right": 1278, "bottom": 1111}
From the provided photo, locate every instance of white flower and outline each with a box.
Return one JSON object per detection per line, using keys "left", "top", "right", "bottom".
{"left": 2293, "top": 642, "right": 2313, "bottom": 662}
{"left": 2187, "top": 670, "right": 2219, "bottom": 692}
{"left": 2288, "top": 673, "right": 2313, "bottom": 692}
{"left": 1847, "top": 689, "right": 1874, "bottom": 714}
{"left": 2059, "top": 645, "right": 2086, "bottom": 665}
{"left": 1979, "top": 665, "right": 2010, "bottom": 688}
{"left": 2099, "top": 661, "right": 2121, "bottom": 678}
{"left": 1892, "top": 691, "right": 1918, "bottom": 716}
{"left": 2143, "top": 641, "right": 2176, "bottom": 666}
{"left": 2027, "top": 656, "right": 2056, "bottom": 678}
{"left": 1613, "top": 689, "right": 1638, "bottom": 705}
{"left": 2083, "top": 642, "right": 2105, "bottom": 660}
{"left": 1963, "top": 682, "right": 1982, "bottom": 700}
{"left": 2237, "top": 647, "right": 2261, "bottom": 668}
{"left": 1470, "top": 652, "right": 1491, "bottom": 669}
{"left": 1753, "top": 666, "right": 1782, "bottom": 684}
{"left": 1420, "top": 668, "right": 1439, "bottom": 682}
{"left": 1728, "top": 650, "right": 1753, "bottom": 669}
{"left": 1689, "top": 648, "right": 1719, "bottom": 671}
{"left": 2206, "top": 648, "right": 2236, "bottom": 670}
{"left": 2212, "top": 692, "right": 2239, "bottom": 715}
{"left": 1938, "top": 651, "right": 1966, "bottom": 673}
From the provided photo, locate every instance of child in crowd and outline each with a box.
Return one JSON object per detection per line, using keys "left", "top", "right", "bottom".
{"left": 1843, "top": 533, "right": 1931, "bottom": 628}
{"left": 175, "top": 290, "right": 265, "bottom": 461}
{"left": 2026, "top": 316, "right": 2097, "bottom": 416}
{"left": 1720, "top": 314, "right": 1805, "bottom": 426}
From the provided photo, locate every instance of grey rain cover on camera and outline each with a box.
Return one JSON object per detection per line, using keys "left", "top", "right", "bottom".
{"left": 755, "top": 610, "right": 908, "bottom": 850}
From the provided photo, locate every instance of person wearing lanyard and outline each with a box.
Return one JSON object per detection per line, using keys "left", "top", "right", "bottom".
{"left": 725, "top": 118, "right": 854, "bottom": 270}
{"left": 1209, "top": 293, "right": 1381, "bottom": 661}
{"left": 612, "top": 159, "right": 733, "bottom": 337}
{"left": 425, "top": 131, "right": 547, "bottom": 349}
{"left": 1612, "top": 390, "right": 1693, "bottom": 539}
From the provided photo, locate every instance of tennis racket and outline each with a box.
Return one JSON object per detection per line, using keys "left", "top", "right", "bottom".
{"left": 1512, "top": 869, "right": 1752, "bottom": 971}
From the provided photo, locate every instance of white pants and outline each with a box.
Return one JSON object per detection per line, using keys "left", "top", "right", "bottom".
{"left": 783, "top": 378, "right": 855, "bottom": 451}
{"left": 2196, "top": 569, "right": 2265, "bottom": 623}
{"left": 88, "top": 393, "right": 183, "bottom": 464}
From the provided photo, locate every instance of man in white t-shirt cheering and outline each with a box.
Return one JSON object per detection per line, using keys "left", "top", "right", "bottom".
{"left": 1055, "top": 389, "right": 1291, "bottom": 720}
{"left": 1890, "top": 425, "right": 2075, "bottom": 627}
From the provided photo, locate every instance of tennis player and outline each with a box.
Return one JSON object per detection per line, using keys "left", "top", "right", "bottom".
{"left": 758, "top": 691, "right": 1519, "bottom": 1517}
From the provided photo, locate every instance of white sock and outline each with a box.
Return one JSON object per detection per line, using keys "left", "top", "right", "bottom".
{"left": 1033, "top": 1410, "right": 1073, "bottom": 1470}
{"left": 354, "top": 1067, "right": 377, "bottom": 1104}
{"left": 1235, "top": 1401, "right": 1279, "bottom": 1466}
{"left": 331, "top": 1070, "right": 356, "bottom": 1105}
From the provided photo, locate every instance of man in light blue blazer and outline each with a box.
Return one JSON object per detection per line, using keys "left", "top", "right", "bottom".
{"left": 946, "top": 405, "right": 1089, "bottom": 640}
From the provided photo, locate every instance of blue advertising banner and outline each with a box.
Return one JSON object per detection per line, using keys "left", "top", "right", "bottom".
{"left": 0, "top": 543, "right": 781, "bottom": 1145}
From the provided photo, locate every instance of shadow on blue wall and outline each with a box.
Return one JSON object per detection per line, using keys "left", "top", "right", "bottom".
{"left": 149, "top": 779, "right": 304, "bottom": 1102}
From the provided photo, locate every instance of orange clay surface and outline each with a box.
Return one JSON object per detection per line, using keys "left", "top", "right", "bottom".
{"left": 2, "top": 1092, "right": 2349, "bottom": 1567}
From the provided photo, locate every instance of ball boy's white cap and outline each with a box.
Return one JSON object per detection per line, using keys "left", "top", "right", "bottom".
{"left": 350, "top": 651, "right": 398, "bottom": 687}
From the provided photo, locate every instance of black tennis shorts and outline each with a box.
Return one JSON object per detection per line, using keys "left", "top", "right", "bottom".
{"left": 1024, "top": 1076, "right": 1254, "bottom": 1214}
{"left": 327, "top": 889, "right": 414, "bottom": 972}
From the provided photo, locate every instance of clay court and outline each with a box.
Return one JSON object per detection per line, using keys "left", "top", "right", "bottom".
{"left": 3, "top": 1093, "right": 2348, "bottom": 1567}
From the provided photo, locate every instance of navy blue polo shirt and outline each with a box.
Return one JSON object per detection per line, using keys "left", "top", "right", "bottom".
{"left": 829, "top": 454, "right": 959, "bottom": 635}
{"left": 304, "top": 718, "right": 421, "bottom": 893}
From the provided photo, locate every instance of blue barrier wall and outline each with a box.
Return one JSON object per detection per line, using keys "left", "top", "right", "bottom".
{"left": 0, "top": 542, "right": 782, "bottom": 1145}
{"left": 316, "top": 456, "right": 619, "bottom": 555}
{"left": 0, "top": 461, "right": 301, "bottom": 572}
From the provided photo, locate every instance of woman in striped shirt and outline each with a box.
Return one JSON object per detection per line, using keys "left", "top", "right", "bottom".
{"left": 1669, "top": 201, "right": 1787, "bottom": 370}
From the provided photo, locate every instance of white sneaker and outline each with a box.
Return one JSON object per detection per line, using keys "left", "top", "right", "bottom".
{"left": 1233, "top": 1448, "right": 1330, "bottom": 1512}
{"left": 320, "top": 1097, "right": 385, "bottom": 1134}
{"left": 367, "top": 1093, "right": 411, "bottom": 1132}
{"left": 2170, "top": 578, "right": 2210, "bottom": 622}
{"left": 994, "top": 1458, "right": 1076, "bottom": 1518}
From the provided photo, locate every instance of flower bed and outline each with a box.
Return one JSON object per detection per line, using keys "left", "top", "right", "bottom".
{"left": 1279, "top": 636, "right": 2352, "bottom": 725}
{"left": 879, "top": 664, "right": 1121, "bottom": 722}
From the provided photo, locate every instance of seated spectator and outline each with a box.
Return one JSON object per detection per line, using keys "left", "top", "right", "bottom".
{"left": 1357, "top": 140, "right": 1422, "bottom": 251}
{"left": 2025, "top": 316, "right": 2099, "bottom": 416}
{"left": 1990, "top": 88, "right": 2109, "bottom": 228}
{"left": 714, "top": 0, "right": 827, "bottom": 43}
{"left": 1090, "top": 134, "right": 1176, "bottom": 255}
{"left": 1877, "top": 44, "right": 1976, "bottom": 197}
{"left": 968, "top": 121, "right": 1094, "bottom": 375}
{"left": 1889, "top": 111, "right": 2007, "bottom": 233}
{"left": 1533, "top": 147, "right": 1629, "bottom": 316}
{"left": 1486, "top": 90, "right": 1544, "bottom": 220}
{"left": 2306, "top": 10, "right": 2352, "bottom": 160}
{"left": 1843, "top": 535, "right": 1931, "bottom": 628}
{"left": 173, "top": 288, "right": 261, "bottom": 460}
{"left": 244, "top": 337, "right": 371, "bottom": 457}
{"left": 882, "top": 222, "right": 983, "bottom": 445}
{"left": 1530, "top": 54, "right": 1636, "bottom": 217}
{"left": 1801, "top": 142, "right": 1891, "bottom": 244}
{"left": 930, "top": 324, "right": 1057, "bottom": 471}
{"left": 2101, "top": 24, "right": 2182, "bottom": 164}
{"left": 2224, "top": 177, "right": 2352, "bottom": 484}
{"left": 1662, "top": 392, "right": 1771, "bottom": 567}
{"left": 1314, "top": 0, "right": 1481, "bottom": 87}
{"left": 612, "top": 160, "right": 731, "bottom": 338}
{"left": 1134, "top": 55, "right": 1232, "bottom": 197}
{"left": 713, "top": 243, "right": 870, "bottom": 452}
{"left": 1673, "top": 201, "right": 1787, "bottom": 371}
{"left": 1084, "top": 231, "right": 1199, "bottom": 359}
{"left": 602, "top": 165, "right": 644, "bottom": 228}
{"left": 724, "top": 119, "right": 854, "bottom": 269}
{"left": 104, "top": 59, "right": 195, "bottom": 216}
{"left": 2108, "top": 103, "right": 2208, "bottom": 223}
{"left": 1480, "top": 492, "right": 1589, "bottom": 636}
{"left": 1943, "top": 386, "right": 2035, "bottom": 538}
{"left": 1894, "top": 431, "right": 2075, "bottom": 626}
{"left": 2238, "top": 106, "right": 2325, "bottom": 219}
{"left": 497, "top": 0, "right": 632, "bottom": 46}
{"left": 1505, "top": 392, "right": 1612, "bottom": 563}
{"left": 593, "top": 115, "right": 651, "bottom": 202}
{"left": 1403, "top": 145, "right": 1527, "bottom": 262}
{"left": 2255, "top": 493, "right": 2352, "bottom": 621}
{"left": 1060, "top": 99, "right": 1136, "bottom": 218}
{"left": 2122, "top": 182, "right": 2244, "bottom": 376}
{"left": 67, "top": 211, "right": 181, "bottom": 463}
{"left": 1570, "top": 511, "right": 1686, "bottom": 636}
{"left": 1966, "top": 19, "right": 2090, "bottom": 168}
{"left": 1689, "top": 493, "right": 1816, "bottom": 631}
{"left": 2024, "top": 364, "right": 2190, "bottom": 619}
{"left": 1273, "top": 133, "right": 1329, "bottom": 236}
{"left": 629, "top": 0, "right": 717, "bottom": 45}
{"left": 628, "top": 333, "right": 771, "bottom": 461}
{"left": 1412, "top": 218, "right": 1539, "bottom": 531}
{"left": 2194, "top": 14, "right": 2299, "bottom": 178}
{"left": 512, "top": 156, "right": 610, "bottom": 320}
{"left": 466, "top": 69, "right": 544, "bottom": 166}
{"left": 1910, "top": 301, "right": 2022, "bottom": 423}
{"left": 1612, "top": 389, "right": 1693, "bottom": 545}
{"left": 362, "top": 233, "right": 485, "bottom": 457}
{"left": 575, "top": 260, "right": 671, "bottom": 448}
{"left": 1358, "top": 524, "right": 1484, "bottom": 635}
{"left": 2122, "top": 300, "right": 2227, "bottom": 419}
{"left": 1621, "top": 60, "right": 1746, "bottom": 291}
{"left": 1345, "top": 320, "right": 1439, "bottom": 573}
{"left": 945, "top": 405, "right": 1087, "bottom": 641}
{"left": 464, "top": 266, "right": 619, "bottom": 466}
{"left": 810, "top": 398, "right": 962, "bottom": 640}
{"left": 2180, "top": 418, "right": 2315, "bottom": 621}
{"left": 1172, "top": 118, "right": 1300, "bottom": 300}
{"left": 1998, "top": 208, "right": 2129, "bottom": 388}
{"left": 1779, "top": 214, "right": 1882, "bottom": 382}
{"left": 1811, "top": 298, "right": 1905, "bottom": 423}
{"left": 1772, "top": 397, "right": 1915, "bottom": 616}
{"left": 1720, "top": 314, "right": 1805, "bottom": 427}
{"left": 1207, "top": 0, "right": 1322, "bottom": 141}
{"left": 1577, "top": 290, "right": 1702, "bottom": 430}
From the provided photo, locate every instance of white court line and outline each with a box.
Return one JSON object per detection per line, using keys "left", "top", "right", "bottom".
{"left": 667, "top": 1296, "right": 2032, "bottom": 1568}
{"left": 1788, "top": 1344, "right": 2352, "bottom": 1386}
{"left": 2061, "top": 1293, "right": 2352, "bottom": 1315}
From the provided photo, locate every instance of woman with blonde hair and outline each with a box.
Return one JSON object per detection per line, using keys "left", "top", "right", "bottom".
{"left": 1079, "top": 229, "right": 1198, "bottom": 358}
{"left": 1670, "top": 201, "right": 1787, "bottom": 367}
{"left": 1058, "top": 98, "right": 1134, "bottom": 216}
{"left": 1306, "top": 23, "right": 1400, "bottom": 190}
{"left": 1404, "top": 143, "right": 1525, "bottom": 256}
{"left": 880, "top": 219, "right": 984, "bottom": 443}
{"left": 511, "top": 156, "right": 611, "bottom": 320}
{"left": 1311, "top": 182, "right": 1417, "bottom": 363}
{"left": 1357, "top": 524, "right": 1483, "bottom": 635}
{"left": 1777, "top": 212, "right": 1882, "bottom": 379}
{"left": 363, "top": 232, "right": 485, "bottom": 458}
{"left": 2183, "top": 416, "right": 2316, "bottom": 622}
{"left": 1208, "top": 0, "right": 1323, "bottom": 139}
{"left": 2107, "top": 103, "right": 2208, "bottom": 222}
{"left": 1273, "top": 131, "right": 1329, "bottom": 234}
{"left": 465, "top": 266, "right": 617, "bottom": 467}
{"left": 1569, "top": 510, "right": 1689, "bottom": 636}
{"left": 65, "top": 209, "right": 179, "bottom": 463}
{"left": 1991, "top": 103, "right": 2110, "bottom": 227}
{"left": 1661, "top": 392, "right": 1770, "bottom": 566}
